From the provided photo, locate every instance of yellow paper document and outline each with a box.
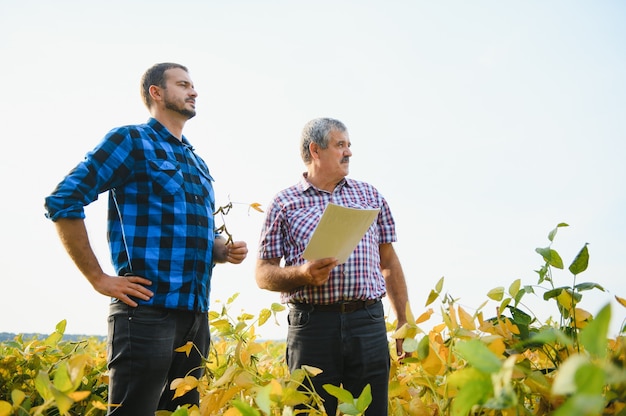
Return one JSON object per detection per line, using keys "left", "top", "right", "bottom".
{"left": 302, "top": 203, "right": 380, "bottom": 264}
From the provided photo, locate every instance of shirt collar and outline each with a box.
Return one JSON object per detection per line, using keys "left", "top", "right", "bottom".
{"left": 147, "top": 118, "right": 194, "bottom": 149}
{"left": 298, "top": 172, "right": 350, "bottom": 194}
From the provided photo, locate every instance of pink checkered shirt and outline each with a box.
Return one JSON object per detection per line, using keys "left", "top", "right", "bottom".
{"left": 257, "top": 174, "right": 397, "bottom": 304}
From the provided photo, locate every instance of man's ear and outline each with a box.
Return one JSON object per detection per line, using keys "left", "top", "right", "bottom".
{"left": 309, "top": 142, "right": 320, "bottom": 159}
{"left": 149, "top": 85, "right": 162, "bottom": 104}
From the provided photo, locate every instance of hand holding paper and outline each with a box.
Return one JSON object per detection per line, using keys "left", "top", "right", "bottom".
{"left": 302, "top": 203, "right": 380, "bottom": 264}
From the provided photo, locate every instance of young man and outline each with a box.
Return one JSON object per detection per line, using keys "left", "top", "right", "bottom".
{"left": 256, "top": 117, "right": 410, "bottom": 415}
{"left": 45, "top": 63, "right": 248, "bottom": 415}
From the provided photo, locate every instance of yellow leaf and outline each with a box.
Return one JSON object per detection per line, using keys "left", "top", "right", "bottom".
{"left": 574, "top": 308, "right": 592, "bottom": 323}
{"left": 447, "top": 305, "right": 458, "bottom": 330}
{"left": 91, "top": 400, "right": 108, "bottom": 410}
{"left": 11, "top": 390, "right": 25, "bottom": 407}
{"left": 269, "top": 378, "right": 283, "bottom": 396}
{"left": 421, "top": 340, "right": 444, "bottom": 375}
{"left": 487, "top": 337, "right": 506, "bottom": 357}
{"left": 258, "top": 308, "right": 271, "bottom": 326}
{"left": 234, "top": 371, "right": 255, "bottom": 388}
{"left": 301, "top": 365, "right": 323, "bottom": 377}
{"left": 170, "top": 375, "right": 199, "bottom": 399}
{"left": 432, "top": 322, "right": 446, "bottom": 333}
{"left": 393, "top": 320, "right": 421, "bottom": 339}
{"left": 0, "top": 401, "right": 12, "bottom": 416}
{"left": 175, "top": 341, "right": 194, "bottom": 357}
{"left": 615, "top": 295, "right": 626, "bottom": 308}
{"left": 557, "top": 290, "right": 574, "bottom": 312}
{"left": 405, "top": 302, "right": 415, "bottom": 325}
{"left": 416, "top": 308, "right": 434, "bottom": 324}
{"left": 212, "top": 366, "right": 238, "bottom": 388}
{"left": 224, "top": 407, "right": 241, "bottom": 416}
{"left": 249, "top": 202, "right": 264, "bottom": 212}
{"left": 457, "top": 306, "right": 476, "bottom": 330}
{"left": 68, "top": 390, "right": 91, "bottom": 401}
{"left": 51, "top": 390, "right": 74, "bottom": 415}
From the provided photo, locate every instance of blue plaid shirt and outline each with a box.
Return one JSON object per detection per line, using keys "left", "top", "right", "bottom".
{"left": 45, "top": 118, "right": 217, "bottom": 312}
{"left": 257, "top": 174, "right": 397, "bottom": 304}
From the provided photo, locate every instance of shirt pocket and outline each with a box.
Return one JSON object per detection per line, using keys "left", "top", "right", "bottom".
{"left": 147, "top": 159, "right": 184, "bottom": 195}
{"left": 197, "top": 167, "right": 215, "bottom": 208}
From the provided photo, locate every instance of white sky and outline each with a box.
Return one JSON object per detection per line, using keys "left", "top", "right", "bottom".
{"left": 1, "top": 0, "right": 625, "bottom": 340}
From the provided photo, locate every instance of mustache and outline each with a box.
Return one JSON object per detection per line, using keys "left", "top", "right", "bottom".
{"left": 341, "top": 157, "right": 350, "bottom": 163}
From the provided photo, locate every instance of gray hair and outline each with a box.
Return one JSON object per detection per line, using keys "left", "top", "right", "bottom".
{"left": 300, "top": 118, "right": 347, "bottom": 163}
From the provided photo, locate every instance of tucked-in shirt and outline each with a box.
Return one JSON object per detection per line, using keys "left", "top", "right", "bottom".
{"left": 257, "top": 174, "right": 397, "bottom": 304}
{"left": 45, "top": 118, "right": 216, "bottom": 312}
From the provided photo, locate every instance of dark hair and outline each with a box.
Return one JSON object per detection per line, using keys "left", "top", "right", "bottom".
{"left": 300, "top": 118, "right": 347, "bottom": 163}
{"left": 140, "top": 63, "right": 188, "bottom": 109}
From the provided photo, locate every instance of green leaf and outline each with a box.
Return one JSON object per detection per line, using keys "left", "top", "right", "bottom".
{"left": 337, "top": 402, "right": 360, "bottom": 415}
{"left": 34, "top": 370, "right": 53, "bottom": 401}
{"left": 499, "top": 297, "right": 511, "bottom": 312}
{"left": 450, "top": 371, "right": 492, "bottom": 416}
{"left": 55, "top": 319, "right": 67, "bottom": 334}
{"left": 568, "top": 243, "right": 589, "bottom": 275}
{"left": 553, "top": 354, "right": 588, "bottom": 395}
{"left": 487, "top": 287, "right": 504, "bottom": 301}
{"left": 454, "top": 340, "right": 501, "bottom": 374}
{"left": 402, "top": 337, "right": 418, "bottom": 353}
{"left": 535, "top": 247, "right": 564, "bottom": 269}
{"left": 579, "top": 303, "right": 611, "bottom": 358}
{"left": 507, "top": 306, "right": 532, "bottom": 326}
{"left": 171, "top": 407, "right": 190, "bottom": 416}
{"left": 53, "top": 363, "right": 73, "bottom": 393}
{"left": 231, "top": 399, "right": 261, "bottom": 416}
{"left": 552, "top": 394, "right": 604, "bottom": 416}
{"left": 435, "top": 276, "right": 444, "bottom": 293}
{"left": 253, "top": 383, "right": 272, "bottom": 415}
{"left": 575, "top": 363, "right": 605, "bottom": 395}
{"left": 574, "top": 282, "right": 605, "bottom": 292}
{"left": 323, "top": 384, "right": 354, "bottom": 404}
{"left": 270, "top": 302, "right": 286, "bottom": 312}
{"left": 355, "top": 384, "right": 372, "bottom": 413}
{"left": 417, "top": 335, "right": 430, "bottom": 360}
{"left": 547, "top": 223, "right": 569, "bottom": 242}
{"left": 425, "top": 289, "right": 439, "bottom": 306}
{"left": 543, "top": 287, "right": 582, "bottom": 303}
{"left": 517, "top": 327, "right": 572, "bottom": 349}
{"left": 508, "top": 279, "right": 521, "bottom": 298}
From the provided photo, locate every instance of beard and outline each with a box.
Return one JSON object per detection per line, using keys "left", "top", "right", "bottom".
{"left": 165, "top": 98, "right": 196, "bottom": 119}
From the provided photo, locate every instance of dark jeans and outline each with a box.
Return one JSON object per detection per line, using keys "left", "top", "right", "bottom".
{"left": 286, "top": 300, "right": 390, "bottom": 416}
{"left": 107, "top": 302, "right": 210, "bottom": 416}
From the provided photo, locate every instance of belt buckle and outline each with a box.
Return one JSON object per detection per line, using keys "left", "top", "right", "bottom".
{"left": 340, "top": 301, "right": 359, "bottom": 313}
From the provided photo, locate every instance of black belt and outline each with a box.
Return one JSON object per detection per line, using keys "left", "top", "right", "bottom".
{"left": 289, "top": 299, "right": 380, "bottom": 313}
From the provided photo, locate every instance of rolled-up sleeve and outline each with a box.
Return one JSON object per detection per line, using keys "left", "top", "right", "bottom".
{"left": 44, "top": 127, "right": 134, "bottom": 221}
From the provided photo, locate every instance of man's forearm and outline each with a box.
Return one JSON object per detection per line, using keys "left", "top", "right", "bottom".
{"left": 54, "top": 218, "right": 105, "bottom": 284}
{"left": 255, "top": 259, "right": 307, "bottom": 292}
